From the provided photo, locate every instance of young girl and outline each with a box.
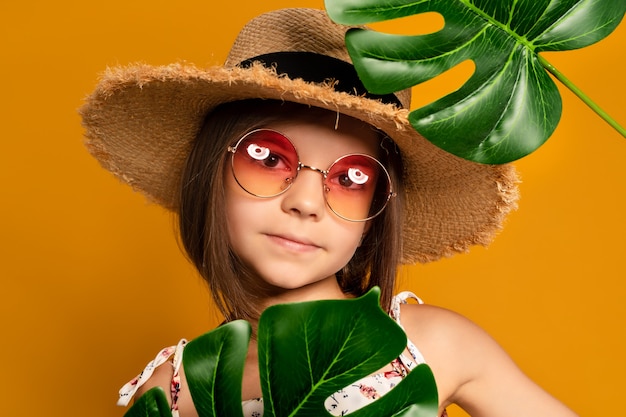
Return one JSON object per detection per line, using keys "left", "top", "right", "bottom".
{"left": 80, "top": 7, "right": 578, "bottom": 417}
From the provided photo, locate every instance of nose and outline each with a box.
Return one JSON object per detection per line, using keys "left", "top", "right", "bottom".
{"left": 280, "top": 167, "right": 326, "bottom": 220}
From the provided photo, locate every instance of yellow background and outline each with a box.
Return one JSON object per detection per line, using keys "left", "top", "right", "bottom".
{"left": 1, "top": 1, "right": 624, "bottom": 416}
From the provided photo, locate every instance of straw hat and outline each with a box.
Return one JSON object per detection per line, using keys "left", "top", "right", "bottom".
{"left": 80, "top": 8, "right": 519, "bottom": 264}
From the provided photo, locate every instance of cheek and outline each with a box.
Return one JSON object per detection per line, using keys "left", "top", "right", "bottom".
{"left": 224, "top": 172, "right": 278, "bottom": 242}
{"left": 225, "top": 178, "right": 251, "bottom": 236}
{"left": 224, "top": 172, "right": 246, "bottom": 239}
{"left": 332, "top": 221, "right": 368, "bottom": 257}
{"left": 224, "top": 163, "right": 253, "bottom": 207}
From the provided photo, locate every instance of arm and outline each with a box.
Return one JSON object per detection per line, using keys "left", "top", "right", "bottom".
{"left": 400, "top": 304, "right": 578, "bottom": 417}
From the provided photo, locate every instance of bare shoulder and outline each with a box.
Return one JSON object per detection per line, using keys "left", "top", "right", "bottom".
{"left": 399, "top": 303, "right": 502, "bottom": 359}
{"left": 398, "top": 302, "right": 482, "bottom": 342}
{"left": 397, "top": 303, "right": 494, "bottom": 391}
{"left": 397, "top": 303, "right": 578, "bottom": 417}
{"left": 135, "top": 361, "right": 174, "bottom": 401}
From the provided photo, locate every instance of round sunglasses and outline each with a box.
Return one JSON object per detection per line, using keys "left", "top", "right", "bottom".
{"left": 227, "top": 129, "right": 395, "bottom": 222}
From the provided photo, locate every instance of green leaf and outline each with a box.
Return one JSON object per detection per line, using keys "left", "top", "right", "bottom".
{"left": 151, "top": 288, "right": 438, "bottom": 416}
{"left": 123, "top": 387, "right": 173, "bottom": 417}
{"left": 183, "top": 320, "right": 251, "bottom": 417}
{"left": 257, "top": 288, "right": 438, "bottom": 416}
{"left": 325, "top": 0, "right": 626, "bottom": 163}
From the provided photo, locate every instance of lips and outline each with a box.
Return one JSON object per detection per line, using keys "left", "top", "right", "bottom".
{"left": 266, "top": 233, "right": 321, "bottom": 252}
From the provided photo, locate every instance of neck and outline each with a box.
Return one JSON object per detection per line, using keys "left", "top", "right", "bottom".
{"left": 247, "top": 275, "right": 350, "bottom": 326}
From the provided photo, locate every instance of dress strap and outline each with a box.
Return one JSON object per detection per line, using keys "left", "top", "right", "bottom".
{"left": 389, "top": 291, "right": 426, "bottom": 366}
{"left": 117, "top": 339, "right": 188, "bottom": 407}
{"left": 170, "top": 339, "right": 186, "bottom": 415}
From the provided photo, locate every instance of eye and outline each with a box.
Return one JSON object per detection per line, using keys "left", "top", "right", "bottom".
{"left": 337, "top": 168, "right": 369, "bottom": 188}
{"left": 246, "top": 143, "right": 281, "bottom": 168}
{"left": 329, "top": 157, "right": 377, "bottom": 191}
{"left": 247, "top": 143, "right": 270, "bottom": 160}
{"left": 347, "top": 168, "right": 369, "bottom": 185}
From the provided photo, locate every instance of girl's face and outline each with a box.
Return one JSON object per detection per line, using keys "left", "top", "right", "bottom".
{"left": 225, "top": 111, "right": 381, "bottom": 302}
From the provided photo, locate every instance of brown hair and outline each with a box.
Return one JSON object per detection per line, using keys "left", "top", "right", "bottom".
{"left": 178, "top": 99, "right": 405, "bottom": 322}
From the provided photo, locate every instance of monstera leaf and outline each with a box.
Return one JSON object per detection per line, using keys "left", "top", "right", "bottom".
{"left": 325, "top": 0, "right": 626, "bottom": 164}
{"left": 257, "top": 289, "right": 437, "bottom": 416}
{"left": 184, "top": 320, "right": 251, "bottom": 417}
{"left": 123, "top": 288, "right": 438, "bottom": 417}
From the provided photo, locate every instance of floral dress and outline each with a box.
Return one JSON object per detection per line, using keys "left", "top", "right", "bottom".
{"left": 118, "top": 292, "right": 447, "bottom": 417}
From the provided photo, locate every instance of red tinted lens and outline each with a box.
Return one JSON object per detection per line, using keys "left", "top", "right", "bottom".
{"left": 325, "top": 154, "right": 391, "bottom": 221}
{"left": 231, "top": 130, "right": 299, "bottom": 197}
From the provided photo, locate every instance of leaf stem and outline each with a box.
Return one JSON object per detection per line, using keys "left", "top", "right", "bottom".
{"left": 538, "top": 55, "right": 626, "bottom": 137}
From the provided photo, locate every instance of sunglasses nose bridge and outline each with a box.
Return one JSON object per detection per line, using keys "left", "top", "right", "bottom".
{"left": 294, "top": 163, "right": 329, "bottom": 196}
{"left": 292, "top": 163, "right": 334, "bottom": 206}
{"left": 298, "top": 163, "right": 328, "bottom": 179}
